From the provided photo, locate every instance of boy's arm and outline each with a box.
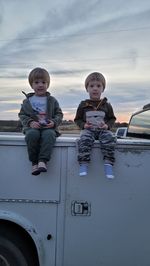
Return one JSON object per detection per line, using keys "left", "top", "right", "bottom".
{"left": 51, "top": 100, "right": 63, "bottom": 127}
{"left": 18, "top": 103, "right": 35, "bottom": 128}
{"left": 74, "top": 102, "right": 85, "bottom": 130}
{"left": 105, "top": 103, "right": 116, "bottom": 129}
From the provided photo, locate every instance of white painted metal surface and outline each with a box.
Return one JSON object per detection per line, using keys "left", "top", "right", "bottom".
{"left": 0, "top": 134, "right": 150, "bottom": 266}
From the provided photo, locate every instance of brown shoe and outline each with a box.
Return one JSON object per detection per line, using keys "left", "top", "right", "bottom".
{"left": 38, "top": 161, "right": 47, "bottom": 173}
{"left": 32, "top": 164, "right": 40, "bottom": 175}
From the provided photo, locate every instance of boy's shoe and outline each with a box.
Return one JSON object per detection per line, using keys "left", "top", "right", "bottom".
{"left": 32, "top": 164, "right": 40, "bottom": 175}
{"left": 104, "top": 164, "right": 114, "bottom": 179}
{"left": 79, "top": 164, "right": 88, "bottom": 176}
{"left": 38, "top": 161, "right": 47, "bottom": 173}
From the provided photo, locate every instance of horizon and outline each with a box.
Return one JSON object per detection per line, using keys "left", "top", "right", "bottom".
{"left": 0, "top": 0, "right": 150, "bottom": 123}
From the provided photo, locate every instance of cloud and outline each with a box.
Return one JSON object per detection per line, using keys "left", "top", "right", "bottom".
{"left": 104, "top": 81, "right": 150, "bottom": 120}
{"left": 51, "top": 69, "right": 88, "bottom": 76}
{"left": 1, "top": 0, "right": 150, "bottom": 71}
{"left": 0, "top": 0, "right": 150, "bottom": 122}
{"left": 0, "top": 3, "right": 3, "bottom": 25}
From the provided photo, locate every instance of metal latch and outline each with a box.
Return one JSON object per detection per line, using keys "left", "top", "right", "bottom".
{"left": 71, "top": 201, "right": 91, "bottom": 216}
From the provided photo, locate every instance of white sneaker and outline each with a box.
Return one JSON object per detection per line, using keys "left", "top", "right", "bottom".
{"left": 38, "top": 161, "right": 47, "bottom": 173}
{"left": 32, "top": 164, "right": 40, "bottom": 175}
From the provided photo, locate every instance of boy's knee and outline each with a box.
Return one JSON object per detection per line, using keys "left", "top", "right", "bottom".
{"left": 101, "top": 131, "right": 116, "bottom": 143}
{"left": 43, "top": 129, "right": 56, "bottom": 141}
{"left": 25, "top": 129, "right": 40, "bottom": 141}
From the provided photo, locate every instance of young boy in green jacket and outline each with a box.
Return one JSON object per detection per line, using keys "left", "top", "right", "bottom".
{"left": 18, "top": 67, "right": 63, "bottom": 175}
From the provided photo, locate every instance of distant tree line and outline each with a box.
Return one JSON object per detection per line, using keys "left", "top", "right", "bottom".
{"left": 0, "top": 120, "right": 128, "bottom": 132}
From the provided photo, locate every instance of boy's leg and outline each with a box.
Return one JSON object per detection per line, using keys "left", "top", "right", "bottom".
{"left": 78, "top": 129, "right": 95, "bottom": 176}
{"left": 99, "top": 130, "right": 116, "bottom": 178}
{"left": 25, "top": 128, "right": 41, "bottom": 175}
{"left": 39, "top": 128, "right": 56, "bottom": 163}
{"left": 25, "top": 128, "right": 40, "bottom": 164}
{"left": 99, "top": 130, "right": 116, "bottom": 164}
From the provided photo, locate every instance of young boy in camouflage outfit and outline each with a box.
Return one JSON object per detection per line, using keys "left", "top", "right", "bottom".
{"left": 74, "top": 72, "right": 116, "bottom": 179}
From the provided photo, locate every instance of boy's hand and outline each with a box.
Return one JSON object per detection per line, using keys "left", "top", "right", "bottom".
{"left": 30, "top": 121, "right": 41, "bottom": 128}
{"left": 45, "top": 120, "right": 55, "bottom": 128}
{"left": 98, "top": 121, "right": 108, "bottom": 130}
{"left": 84, "top": 122, "right": 93, "bottom": 129}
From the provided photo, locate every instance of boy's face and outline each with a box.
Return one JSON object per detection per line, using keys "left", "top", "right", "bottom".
{"left": 32, "top": 79, "right": 49, "bottom": 96}
{"left": 86, "top": 80, "right": 104, "bottom": 100}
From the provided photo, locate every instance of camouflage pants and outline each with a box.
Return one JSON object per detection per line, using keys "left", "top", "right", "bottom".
{"left": 78, "top": 129, "right": 116, "bottom": 164}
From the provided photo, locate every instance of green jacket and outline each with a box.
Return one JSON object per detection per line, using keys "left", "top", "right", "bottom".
{"left": 18, "top": 92, "right": 63, "bottom": 135}
{"left": 74, "top": 97, "right": 116, "bottom": 130}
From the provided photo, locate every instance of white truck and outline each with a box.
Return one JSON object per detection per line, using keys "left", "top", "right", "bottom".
{"left": 0, "top": 105, "right": 150, "bottom": 266}
{"left": 115, "top": 127, "right": 127, "bottom": 138}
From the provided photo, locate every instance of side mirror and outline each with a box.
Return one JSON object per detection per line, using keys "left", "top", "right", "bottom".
{"left": 127, "top": 109, "right": 150, "bottom": 139}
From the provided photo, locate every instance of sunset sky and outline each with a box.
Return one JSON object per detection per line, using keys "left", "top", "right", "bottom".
{"left": 0, "top": 0, "right": 150, "bottom": 122}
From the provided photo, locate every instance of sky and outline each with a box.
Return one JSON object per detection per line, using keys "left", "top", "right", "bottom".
{"left": 0, "top": 0, "right": 150, "bottom": 123}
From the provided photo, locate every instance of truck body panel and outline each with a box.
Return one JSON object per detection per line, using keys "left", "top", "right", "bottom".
{"left": 0, "top": 133, "right": 150, "bottom": 265}
{"left": 64, "top": 142, "right": 150, "bottom": 266}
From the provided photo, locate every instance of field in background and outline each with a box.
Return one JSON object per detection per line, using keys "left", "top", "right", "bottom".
{"left": 0, "top": 120, "right": 128, "bottom": 133}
